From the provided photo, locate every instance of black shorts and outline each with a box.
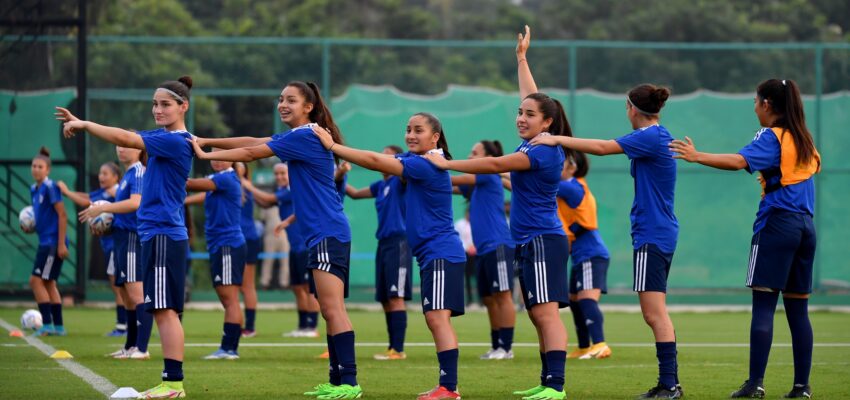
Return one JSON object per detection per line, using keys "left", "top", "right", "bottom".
{"left": 747, "top": 211, "right": 816, "bottom": 294}
{"left": 141, "top": 235, "right": 188, "bottom": 313}
{"left": 308, "top": 237, "right": 352, "bottom": 298}
{"left": 32, "top": 245, "right": 63, "bottom": 281}
{"left": 517, "top": 234, "right": 570, "bottom": 309}
{"left": 375, "top": 234, "right": 413, "bottom": 302}
{"left": 476, "top": 244, "right": 515, "bottom": 298}
{"left": 114, "top": 228, "right": 142, "bottom": 286}
{"left": 210, "top": 245, "right": 246, "bottom": 287}
{"left": 632, "top": 244, "right": 673, "bottom": 293}
{"left": 244, "top": 238, "right": 260, "bottom": 265}
{"left": 421, "top": 259, "right": 465, "bottom": 317}
{"left": 569, "top": 257, "right": 609, "bottom": 294}
{"left": 289, "top": 250, "right": 310, "bottom": 285}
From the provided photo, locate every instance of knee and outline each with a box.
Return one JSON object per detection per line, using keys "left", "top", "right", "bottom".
{"left": 641, "top": 310, "right": 661, "bottom": 327}
{"left": 424, "top": 312, "right": 448, "bottom": 331}
{"left": 318, "top": 300, "right": 342, "bottom": 321}
{"left": 29, "top": 275, "right": 40, "bottom": 288}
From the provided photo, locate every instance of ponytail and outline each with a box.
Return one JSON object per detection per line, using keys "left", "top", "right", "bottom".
{"left": 413, "top": 112, "right": 453, "bottom": 160}
{"left": 572, "top": 151, "right": 589, "bottom": 178}
{"left": 480, "top": 140, "right": 504, "bottom": 157}
{"left": 627, "top": 84, "right": 671, "bottom": 115}
{"left": 756, "top": 79, "right": 816, "bottom": 166}
{"left": 287, "top": 81, "right": 343, "bottom": 146}
{"left": 34, "top": 146, "right": 51, "bottom": 167}
{"left": 523, "top": 93, "right": 573, "bottom": 137}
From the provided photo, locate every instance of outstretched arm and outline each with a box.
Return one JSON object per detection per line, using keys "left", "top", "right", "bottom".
{"left": 450, "top": 174, "right": 477, "bottom": 186}
{"left": 312, "top": 126, "right": 404, "bottom": 176}
{"left": 242, "top": 179, "right": 278, "bottom": 206}
{"left": 186, "top": 178, "right": 217, "bottom": 192}
{"left": 56, "top": 107, "right": 145, "bottom": 150}
{"left": 197, "top": 136, "right": 271, "bottom": 149}
{"left": 78, "top": 195, "right": 141, "bottom": 221}
{"left": 426, "top": 152, "right": 531, "bottom": 174}
{"left": 184, "top": 193, "right": 206, "bottom": 205}
{"left": 345, "top": 184, "right": 374, "bottom": 199}
{"left": 190, "top": 137, "right": 274, "bottom": 162}
{"left": 669, "top": 137, "right": 747, "bottom": 170}
{"left": 530, "top": 135, "right": 623, "bottom": 156}
{"left": 56, "top": 181, "right": 91, "bottom": 208}
{"left": 517, "top": 25, "right": 538, "bottom": 99}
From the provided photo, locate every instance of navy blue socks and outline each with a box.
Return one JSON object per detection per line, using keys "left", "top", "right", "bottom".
{"left": 297, "top": 310, "right": 306, "bottom": 329}
{"left": 656, "top": 342, "right": 678, "bottom": 389}
{"left": 578, "top": 299, "right": 605, "bottom": 343}
{"left": 124, "top": 309, "right": 138, "bottom": 350}
{"left": 539, "top": 351, "right": 548, "bottom": 386}
{"left": 37, "top": 302, "right": 52, "bottom": 326}
{"left": 222, "top": 322, "right": 241, "bottom": 351}
{"left": 244, "top": 308, "right": 256, "bottom": 331}
{"left": 569, "top": 303, "right": 590, "bottom": 348}
{"left": 334, "top": 331, "right": 358, "bottom": 386}
{"left": 784, "top": 296, "right": 813, "bottom": 386}
{"left": 437, "top": 349, "right": 459, "bottom": 391}
{"left": 387, "top": 311, "right": 407, "bottom": 352}
{"left": 136, "top": 303, "right": 153, "bottom": 352}
{"left": 544, "top": 350, "right": 567, "bottom": 391}
{"left": 499, "top": 327, "right": 515, "bottom": 352}
{"left": 307, "top": 312, "right": 319, "bottom": 329}
{"left": 326, "top": 334, "right": 341, "bottom": 385}
{"left": 50, "top": 303, "right": 63, "bottom": 327}
{"left": 116, "top": 305, "right": 127, "bottom": 329}
{"left": 162, "top": 358, "right": 183, "bottom": 382}
{"left": 749, "top": 290, "right": 779, "bottom": 383}
{"left": 490, "top": 329, "right": 499, "bottom": 350}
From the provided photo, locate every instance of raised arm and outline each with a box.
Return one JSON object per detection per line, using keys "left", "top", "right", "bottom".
{"left": 56, "top": 181, "right": 91, "bottom": 208}
{"left": 517, "top": 25, "right": 538, "bottom": 99}
{"left": 184, "top": 192, "right": 206, "bottom": 205}
{"left": 426, "top": 152, "right": 531, "bottom": 174}
{"left": 312, "top": 126, "right": 404, "bottom": 176}
{"left": 56, "top": 107, "right": 145, "bottom": 150}
{"left": 242, "top": 179, "right": 278, "bottom": 206}
{"left": 530, "top": 135, "right": 623, "bottom": 156}
{"left": 669, "top": 137, "right": 748, "bottom": 170}
{"left": 345, "top": 184, "right": 374, "bottom": 200}
{"left": 197, "top": 136, "right": 271, "bottom": 149}
{"left": 78, "top": 194, "right": 141, "bottom": 221}
{"left": 186, "top": 178, "right": 217, "bottom": 192}
{"left": 450, "top": 174, "right": 477, "bottom": 186}
{"left": 190, "top": 138, "right": 274, "bottom": 162}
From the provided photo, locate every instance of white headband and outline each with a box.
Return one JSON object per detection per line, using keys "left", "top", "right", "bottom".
{"left": 156, "top": 88, "right": 186, "bottom": 103}
{"left": 627, "top": 96, "right": 659, "bottom": 116}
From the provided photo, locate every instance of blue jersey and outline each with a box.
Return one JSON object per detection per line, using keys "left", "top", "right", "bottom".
{"left": 738, "top": 127, "right": 816, "bottom": 233}
{"left": 556, "top": 179, "right": 610, "bottom": 264}
{"left": 203, "top": 168, "right": 245, "bottom": 253}
{"left": 113, "top": 161, "right": 144, "bottom": 232}
{"left": 138, "top": 128, "right": 194, "bottom": 242}
{"left": 369, "top": 176, "right": 407, "bottom": 239}
{"left": 276, "top": 186, "right": 306, "bottom": 252}
{"left": 89, "top": 186, "right": 117, "bottom": 252}
{"left": 335, "top": 169, "right": 348, "bottom": 205}
{"left": 30, "top": 178, "right": 63, "bottom": 246}
{"left": 509, "top": 140, "right": 566, "bottom": 244}
{"left": 396, "top": 152, "right": 466, "bottom": 267}
{"left": 615, "top": 124, "right": 678, "bottom": 253}
{"left": 239, "top": 189, "right": 259, "bottom": 241}
{"left": 458, "top": 174, "right": 514, "bottom": 254}
{"left": 266, "top": 125, "right": 351, "bottom": 247}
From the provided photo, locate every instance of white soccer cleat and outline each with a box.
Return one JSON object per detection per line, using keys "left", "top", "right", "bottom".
{"left": 486, "top": 348, "right": 514, "bottom": 360}
{"left": 128, "top": 349, "right": 150, "bottom": 360}
{"left": 479, "top": 348, "right": 497, "bottom": 360}
{"left": 300, "top": 329, "right": 319, "bottom": 338}
{"left": 283, "top": 329, "right": 304, "bottom": 337}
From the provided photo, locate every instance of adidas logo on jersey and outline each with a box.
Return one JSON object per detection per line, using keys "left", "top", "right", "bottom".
{"left": 214, "top": 275, "right": 222, "bottom": 282}
{"left": 423, "top": 297, "right": 430, "bottom": 306}
{"left": 390, "top": 285, "right": 398, "bottom": 292}
{"left": 144, "top": 295, "right": 151, "bottom": 303}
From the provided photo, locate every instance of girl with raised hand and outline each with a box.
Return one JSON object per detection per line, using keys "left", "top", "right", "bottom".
{"left": 57, "top": 76, "right": 195, "bottom": 399}
{"left": 423, "top": 25, "right": 571, "bottom": 400}
{"left": 313, "top": 112, "right": 466, "bottom": 400}
{"left": 345, "top": 145, "right": 414, "bottom": 361}
{"left": 189, "top": 81, "right": 360, "bottom": 400}
{"left": 670, "top": 79, "right": 819, "bottom": 399}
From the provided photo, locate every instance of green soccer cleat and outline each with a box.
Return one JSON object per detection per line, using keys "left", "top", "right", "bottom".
{"left": 522, "top": 387, "right": 566, "bottom": 400}
{"left": 137, "top": 381, "right": 185, "bottom": 399}
{"left": 304, "top": 383, "right": 337, "bottom": 396}
{"left": 316, "top": 384, "right": 362, "bottom": 399}
{"left": 513, "top": 385, "right": 547, "bottom": 396}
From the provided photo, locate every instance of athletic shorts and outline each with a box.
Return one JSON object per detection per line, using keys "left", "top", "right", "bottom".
{"left": 32, "top": 245, "right": 64, "bottom": 281}
{"left": 476, "top": 244, "right": 515, "bottom": 298}
{"left": 747, "top": 210, "right": 816, "bottom": 294}
{"left": 517, "top": 234, "right": 570, "bottom": 309}
{"left": 632, "top": 243, "right": 673, "bottom": 293}
{"left": 141, "top": 235, "right": 188, "bottom": 313}
{"left": 375, "top": 234, "right": 413, "bottom": 302}
{"left": 420, "top": 259, "right": 465, "bottom": 317}
{"left": 210, "top": 244, "right": 246, "bottom": 287}
{"left": 308, "top": 237, "right": 352, "bottom": 298}
{"left": 569, "top": 257, "right": 610, "bottom": 294}
{"left": 113, "top": 228, "right": 142, "bottom": 286}
{"left": 244, "top": 238, "right": 260, "bottom": 265}
{"left": 106, "top": 250, "right": 116, "bottom": 276}
{"left": 289, "top": 250, "right": 311, "bottom": 286}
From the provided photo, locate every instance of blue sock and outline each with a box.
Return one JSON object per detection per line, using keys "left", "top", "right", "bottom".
{"left": 307, "top": 312, "right": 319, "bottom": 329}
{"left": 384, "top": 312, "right": 394, "bottom": 349}
{"left": 244, "top": 308, "right": 256, "bottom": 331}
{"left": 50, "top": 303, "right": 63, "bottom": 327}
{"left": 162, "top": 358, "right": 183, "bottom": 382}
{"left": 569, "top": 303, "right": 590, "bottom": 348}
{"left": 749, "top": 291, "right": 779, "bottom": 383}
{"left": 539, "top": 352, "right": 548, "bottom": 386}
{"left": 135, "top": 303, "right": 153, "bottom": 353}
{"left": 297, "top": 310, "right": 306, "bottom": 329}
{"left": 388, "top": 311, "right": 407, "bottom": 352}
{"left": 116, "top": 305, "right": 127, "bottom": 328}
{"left": 656, "top": 342, "right": 678, "bottom": 389}
{"left": 223, "top": 322, "right": 241, "bottom": 351}
{"left": 544, "top": 351, "right": 566, "bottom": 391}
{"left": 499, "top": 327, "right": 515, "bottom": 351}
{"left": 327, "top": 334, "right": 341, "bottom": 385}
{"left": 783, "top": 297, "right": 813, "bottom": 386}
{"left": 37, "top": 302, "right": 53, "bottom": 325}
{"left": 490, "top": 329, "right": 499, "bottom": 350}
{"left": 437, "top": 348, "right": 459, "bottom": 391}
{"left": 124, "top": 309, "right": 138, "bottom": 350}
{"left": 333, "top": 331, "right": 358, "bottom": 386}
{"left": 579, "top": 299, "right": 605, "bottom": 344}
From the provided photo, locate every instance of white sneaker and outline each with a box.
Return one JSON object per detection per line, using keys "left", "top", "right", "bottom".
{"left": 109, "top": 347, "right": 133, "bottom": 358}
{"left": 479, "top": 348, "right": 497, "bottom": 360}
{"left": 128, "top": 349, "right": 150, "bottom": 360}
{"left": 283, "top": 329, "right": 304, "bottom": 337}
{"left": 489, "top": 348, "right": 514, "bottom": 360}
{"left": 300, "top": 329, "right": 319, "bottom": 338}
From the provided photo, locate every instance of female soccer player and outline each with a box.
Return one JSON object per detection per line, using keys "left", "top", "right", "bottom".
{"left": 189, "top": 81, "right": 360, "bottom": 400}
{"left": 57, "top": 75, "right": 195, "bottom": 399}
{"left": 345, "top": 145, "right": 413, "bottom": 361}
{"left": 452, "top": 140, "right": 516, "bottom": 361}
{"left": 242, "top": 163, "right": 320, "bottom": 338}
{"left": 556, "top": 152, "right": 612, "bottom": 361}
{"left": 57, "top": 162, "right": 125, "bottom": 337}
{"left": 529, "top": 46, "right": 682, "bottom": 399}
{"left": 25, "top": 147, "right": 69, "bottom": 337}
{"left": 313, "top": 112, "right": 466, "bottom": 400}
{"left": 670, "top": 78, "right": 818, "bottom": 399}
{"left": 234, "top": 162, "right": 261, "bottom": 338}
{"left": 423, "top": 26, "right": 571, "bottom": 400}
{"left": 186, "top": 155, "right": 246, "bottom": 360}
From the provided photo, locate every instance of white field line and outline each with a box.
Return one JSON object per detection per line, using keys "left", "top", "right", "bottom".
{"left": 131, "top": 341, "right": 850, "bottom": 348}
{"left": 0, "top": 318, "right": 116, "bottom": 399}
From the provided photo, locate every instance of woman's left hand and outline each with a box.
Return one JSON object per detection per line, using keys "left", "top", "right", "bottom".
{"left": 78, "top": 204, "right": 102, "bottom": 222}
{"left": 669, "top": 137, "right": 699, "bottom": 162}
{"left": 423, "top": 152, "right": 449, "bottom": 169}
{"left": 311, "top": 125, "right": 335, "bottom": 150}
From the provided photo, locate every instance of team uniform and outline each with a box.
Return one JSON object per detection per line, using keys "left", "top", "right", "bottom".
{"left": 276, "top": 186, "right": 310, "bottom": 285}
{"left": 90, "top": 187, "right": 117, "bottom": 277}
{"left": 241, "top": 189, "right": 261, "bottom": 265}
{"left": 370, "top": 176, "right": 413, "bottom": 303}
{"left": 31, "top": 178, "right": 66, "bottom": 281}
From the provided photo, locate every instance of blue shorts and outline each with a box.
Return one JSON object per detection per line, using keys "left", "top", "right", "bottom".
{"left": 476, "top": 244, "right": 515, "bottom": 298}
{"left": 210, "top": 245, "right": 246, "bottom": 287}
{"left": 517, "top": 234, "right": 570, "bottom": 309}
{"left": 244, "top": 238, "right": 260, "bottom": 265}
{"left": 633, "top": 243, "right": 673, "bottom": 293}
{"left": 420, "top": 259, "right": 465, "bottom": 317}
{"left": 32, "top": 245, "right": 64, "bottom": 281}
{"left": 113, "top": 228, "right": 142, "bottom": 286}
{"left": 308, "top": 237, "right": 351, "bottom": 299}
{"left": 375, "top": 234, "right": 413, "bottom": 302}
{"left": 141, "top": 235, "right": 188, "bottom": 313}
{"left": 569, "top": 257, "right": 609, "bottom": 294}
{"left": 747, "top": 211, "right": 816, "bottom": 294}
{"left": 289, "top": 250, "right": 311, "bottom": 286}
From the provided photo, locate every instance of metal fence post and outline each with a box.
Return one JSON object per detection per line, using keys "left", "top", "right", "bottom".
{"left": 813, "top": 44, "right": 823, "bottom": 290}
{"left": 568, "top": 44, "right": 577, "bottom": 125}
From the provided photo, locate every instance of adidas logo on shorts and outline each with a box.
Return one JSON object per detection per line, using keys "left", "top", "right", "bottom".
{"left": 528, "top": 291, "right": 534, "bottom": 299}
{"left": 214, "top": 275, "right": 222, "bottom": 282}
{"left": 34, "top": 268, "right": 41, "bottom": 274}
{"left": 390, "top": 285, "right": 397, "bottom": 291}
{"left": 440, "top": 369, "right": 447, "bottom": 377}
{"left": 144, "top": 295, "right": 151, "bottom": 303}
{"left": 423, "top": 297, "right": 430, "bottom": 306}
{"left": 492, "top": 281, "right": 499, "bottom": 287}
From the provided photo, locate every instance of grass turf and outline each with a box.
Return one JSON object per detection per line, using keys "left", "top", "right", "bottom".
{"left": 1, "top": 307, "right": 849, "bottom": 399}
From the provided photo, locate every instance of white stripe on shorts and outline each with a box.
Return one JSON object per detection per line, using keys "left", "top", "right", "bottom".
{"left": 583, "top": 260, "right": 593, "bottom": 290}
{"left": 497, "top": 246, "right": 509, "bottom": 292}
{"left": 634, "top": 245, "right": 646, "bottom": 292}
{"left": 533, "top": 236, "right": 549, "bottom": 303}
{"left": 747, "top": 242, "right": 760, "bottom": 286}
{"left": 397, "top": 241, "right": 407, "bottom": 297}
{"left": 42, "top": 253, "right": 54, "bottom": 280}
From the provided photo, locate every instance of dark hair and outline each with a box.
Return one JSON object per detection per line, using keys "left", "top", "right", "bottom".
{"left": 101, "top": 162, "right": 122, "bottom": 179}
{"left": 523, "top": 93, "right": 572, "bottom": 137}
{"left": 480, "top": 140, "right": 504, "bottom": 157}
{"left": 412, "top": 112, "right": 453, "bottom": 160}
{"left": 627, "top": 83, "right": 670, "bottom": 115}
{"left": 124, "top": 129, "right": 148, "bottom": 167}
{"left": 158, "top": 75, "right": 193, "bottom": 104}
{"left": 571, "top": 151, "right": 589, "bottom": 178}
{"left": 756, "top": 79, "right": 816, "bottom": 167}
{"left": 286, "top": 81, "right": 343, "bottom": 146}
{"left": 34, "top": 146, "right": 51, "bottom": 167}
{"left": 384, "top": 145, "right": 404, "bottom": 155}
{"left": 235, "top": 162, "right": 251, "bottom": 181}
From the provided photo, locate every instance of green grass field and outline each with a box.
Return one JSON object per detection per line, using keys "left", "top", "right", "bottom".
{"left": 1, "top": 307, "right": 848, "bottom": 399}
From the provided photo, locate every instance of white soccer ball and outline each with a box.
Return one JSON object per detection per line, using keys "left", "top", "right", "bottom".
{"left": 89, "top": 200, "right": 114, "bottom": 235}
{"left": 19, "top": 206, "right": 35, "bottom": 233}
{"left": 21, "top": 309, "right": 42, "bottom": 330}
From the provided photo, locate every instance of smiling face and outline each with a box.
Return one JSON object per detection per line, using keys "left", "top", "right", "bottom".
{"left": 405, "top": 115, "right": 439, "bottom": 155}
{"left": 274, "top": 163, "right": 289, "bottom": 187}
{"left": 152, "top": 90, "right": 188, "bottom": 128}
{"left": 98, "top": 165, "right": 119, "bottom": 189}
{"left": 277, "top": 86, "right": 313, "bottom": 128}
{"left": 31, "top": 158, "right": 49, "bottom": 183}
{"left": 516, "top": 97, "right": 552, "bottom": 140}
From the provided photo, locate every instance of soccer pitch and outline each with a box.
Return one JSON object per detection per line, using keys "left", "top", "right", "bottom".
{"left": 1, "top": 307, "right": 848, "bottom": 399}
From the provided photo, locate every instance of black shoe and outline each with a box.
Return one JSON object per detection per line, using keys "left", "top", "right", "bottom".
{"left": 784, "top": 384, "right": 811, "bottom": 398}
{"left": 637, "top": 384, "right": 683, "bottom": 399}
{"left": 731, "top": 380, "right": 765, "bottom": 398}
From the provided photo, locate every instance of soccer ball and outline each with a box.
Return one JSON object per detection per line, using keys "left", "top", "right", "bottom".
{"left": 19, "top": 206, "right": 35, "bottom": 233}
{"left": 88, "top": 200, "right": 114, "bottom": 235}
{"left": 21, "top": 309, "right": 42, "bottom": 330}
